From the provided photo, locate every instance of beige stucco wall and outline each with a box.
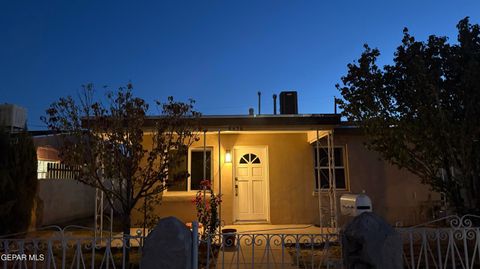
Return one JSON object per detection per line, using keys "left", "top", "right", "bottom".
{"left": 132, "top": 131, "right": 439, "bottom": 227}
{"left": 334, "top": 133, "right": 440, "bottom": 226}
{"left": 37, "top": 179, "right": 95, "bottom": 225}
{"left": 133, "top": 132, "right": 319, "bottom": 225}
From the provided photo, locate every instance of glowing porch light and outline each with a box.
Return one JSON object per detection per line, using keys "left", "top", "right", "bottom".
{"left": 225, "top": 150, "right": 232, "bottom": 163}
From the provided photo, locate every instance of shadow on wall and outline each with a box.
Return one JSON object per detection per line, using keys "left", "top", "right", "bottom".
{"left": 35, "top": 179, "right": 95, "bottom": 226}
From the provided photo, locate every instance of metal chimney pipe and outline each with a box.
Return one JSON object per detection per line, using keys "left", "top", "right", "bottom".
{"left": 273, "top": 94, "right": 277, "bottom": 115}
{"left": 334, "top": 97, "right": 338, "bottom": 114}
{"left": 257, "top": 91, "right": 261, "bottom": 115}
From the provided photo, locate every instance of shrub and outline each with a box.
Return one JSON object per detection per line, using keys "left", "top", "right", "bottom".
{"left": 0, "top": 130, "right": 37, "bottom": 235}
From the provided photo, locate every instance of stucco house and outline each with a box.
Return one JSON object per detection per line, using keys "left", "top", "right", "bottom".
{"left": 132, "top": 103, "right": 441, "bottom": 227}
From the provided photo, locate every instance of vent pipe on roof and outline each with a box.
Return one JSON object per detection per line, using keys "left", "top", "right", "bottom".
{"left": 257, "top": 91, "right": 261, "bottom": 115}
{"left": 273, "top": 94, "right": 277, "bottom": 115}
{"left": 248, "top": 108, "right": 254, "bottom": 116}
{"left": 334, "top": 97, "right": 338, "bottom": 114}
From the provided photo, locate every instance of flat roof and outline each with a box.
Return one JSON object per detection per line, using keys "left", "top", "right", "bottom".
{"left": 144, "top": 113, "right": 341, "bottom": 131}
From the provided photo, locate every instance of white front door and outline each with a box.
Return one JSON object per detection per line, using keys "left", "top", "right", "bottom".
{"left": 233, "top": 146, "right": 269, "bottom": 222}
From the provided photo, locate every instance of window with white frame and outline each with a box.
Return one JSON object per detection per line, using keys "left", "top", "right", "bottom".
{"left": 313, "top": 146, "right": 348, "bottom": 190}
{"left": 168, "top": 148, "right": 212, "bottom": 192}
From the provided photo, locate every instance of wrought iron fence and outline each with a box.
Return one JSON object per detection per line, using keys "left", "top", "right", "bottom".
{"left": 5, "top": 215, "right": 480, "bottom": 269}
{"left": 397, "top": 214, "right": 480, "bottom": 269}
{"left": 0, "top": 226, "right": 143, "bottom": 269}
{"left": 196, "top": 231, "right": 342, "bottom": 269}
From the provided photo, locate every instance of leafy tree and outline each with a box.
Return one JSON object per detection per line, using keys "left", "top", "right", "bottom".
{"left": 337, "top": 17, "right": 480, "bottom": 213}
{"left": 0, "top": 130, "right": 38, "bottom": 235}
{"left": 42, "top": 83, "right": 200, "bottom": 243}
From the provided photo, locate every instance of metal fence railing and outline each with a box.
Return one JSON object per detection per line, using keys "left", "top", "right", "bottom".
{"left": 195, "top": 230, "right": 342, "bottom": 268}
{"left": 3, "top": 215, "right": 480, "bottom": 269}
{"left": 0, "top": 226, "right": 143, "bottom": 269}
{"left": 397, "top": 215, "right": 480, "bottom": 269}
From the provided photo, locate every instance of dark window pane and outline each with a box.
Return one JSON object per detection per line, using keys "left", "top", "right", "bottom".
{"left": 240, "top": 157, "right": 247, "bottom": 164}
{"left": 314, "top": 168, "right": 328, "bottom": 189}
{"left": 191, "top": 151, "right": 211, "bottom": 190}
{"left": 319, "top": 168, "right": 330, "bottom": 189}
{"left": 313, "top": 168, "right": 326, "bottom": 189}
{"left": 252, "top": 155, "right": 261, "bottom": 163}
{"left": 319, "top": 148, "right": 328, "bottom": 166}
{"left": 334, "top": 169, "right": 346, "bottom": 188}
{"left": 313, "top": 147, "right": 329, "bottom": 167}
{"left": 316, "top": 168, "right": 346, "bottom": 190}
{"left": 334, "top": 148, "right": 343, "bottom": 166}
{"left": 313, "top": 147, "right": 343, "bottom": 167}
{"left": 168, "top": 150, "right": 188, "bottom": 191}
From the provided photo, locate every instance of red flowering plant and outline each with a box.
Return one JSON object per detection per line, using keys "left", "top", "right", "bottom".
{"left": 193, "top": 180, "right": 222, "bottom": 238}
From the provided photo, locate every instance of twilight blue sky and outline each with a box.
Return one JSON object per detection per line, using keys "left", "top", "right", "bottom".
{"left": 1, "top": 1, "right": 479, "bottom": 130}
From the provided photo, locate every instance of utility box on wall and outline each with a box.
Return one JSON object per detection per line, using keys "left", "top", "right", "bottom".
{"left": 279, "top": 91, "right": 298, "bottom": 114}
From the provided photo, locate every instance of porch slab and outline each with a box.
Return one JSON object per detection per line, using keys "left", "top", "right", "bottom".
{"left": 221, "top": 224, "right": 337, "bottom": 234}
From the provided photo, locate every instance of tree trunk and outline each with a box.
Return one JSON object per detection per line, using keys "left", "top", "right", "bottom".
{"left": 465, "top": 173, "right": 476, "bottom": 211}
{"left": 472, "top": 172, "right": 480, "bottom": 214}
{"left": 444, "top": 170, "right": 465, "bottom": 214}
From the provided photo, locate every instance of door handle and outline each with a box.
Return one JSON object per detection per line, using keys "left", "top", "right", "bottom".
{"left": 235, "top": 185, "right": 238, "bottom": 196}
{"left": 235, "top": 177, "right": 238, "bottom": 182}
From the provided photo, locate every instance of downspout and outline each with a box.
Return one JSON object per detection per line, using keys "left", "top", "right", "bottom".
{"left": 316, "top": 130, "right": 322, "bottom": 228}
{"left": 218, "top": 130, "right": 222, "bottom": 230}
{"left": 203, "top": 130, "right": 207, "bottom": 221}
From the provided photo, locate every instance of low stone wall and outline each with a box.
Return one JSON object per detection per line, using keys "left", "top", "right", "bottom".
{"left": 36, "top": 178, "right": 95, "bottom": 226}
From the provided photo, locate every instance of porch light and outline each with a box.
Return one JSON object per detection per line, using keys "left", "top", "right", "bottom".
{"left": 225, "top": 150, "right": 232, "bottom": 163}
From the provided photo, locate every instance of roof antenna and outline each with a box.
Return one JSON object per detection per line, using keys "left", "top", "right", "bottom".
{"left": 273, "top": 94, "right": 277, "bottom": 115}
{"left": 334, "top": 97, "right": 338, "bottom": 114}
{"left": 257, "top": 91, "right": 262, "bottom": 115}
